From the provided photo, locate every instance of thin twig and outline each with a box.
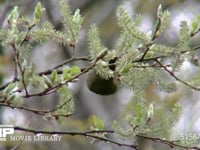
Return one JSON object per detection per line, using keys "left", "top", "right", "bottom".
{"left": 139, "top": 45, "right": 151, "bottom": 61}
{"left": 155, "top": 59, "right": 200, "bottom": 90}
{"left": 137, "top": 134, "right": 200, "bottom": 150}
{"left": 139, "top": 16, "right": 161, "bottom": 60}
{"left": 151, "top": 17, "right": 161, "bottom": 41}
{"left": 133, "top": 64, "right": 171, "bottom": 69}
{"left": 14, "top": 126, "right": 137, "bottom": 149}
{"left": 39, "top": 56, "right": 90, "bottom": 76}
{"left": 20, "top": 23, "right": 35, "bottom": 46}
{"left": 23, "top": 50, "right": 107, "bottom": 98}
{"left": 0, "top": 98, "right": 72, "bottom": 118}
{"left": 191, "top": 27, "right": 200, "bottom": 37}
{"left": 13, "top": 126, "right": 200, "bottom": 150}
{"left": 0, "top": 56, "right": 90, "bottom": 94}
{"left": 193, "top": 45, "right": 200, "bottom": 51}
{"left": 11, "top": 44, "right": 29, "bottom": 96}
{"left": 14, "top": 126, "right": 114, "bottom": 136}
{"left": 0, "top": 103, "right": 73, "bottom": 118}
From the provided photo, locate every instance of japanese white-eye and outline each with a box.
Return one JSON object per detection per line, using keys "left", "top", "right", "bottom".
{"left": 86, "top": 69, "right": 118, "bottom": 95}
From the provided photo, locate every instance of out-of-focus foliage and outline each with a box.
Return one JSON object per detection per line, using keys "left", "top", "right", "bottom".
{"left": 0, "top": 0, "right": 200, "bottom": 150}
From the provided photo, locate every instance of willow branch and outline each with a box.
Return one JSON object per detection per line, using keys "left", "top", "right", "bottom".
{"left": 11, "top": 43, "right": 29, "bottom": 96}
{"left": 0, "top": 98, "right": 73, "bottom": 118}
{"left": 14, "top": 126, "right": 137, "bottom": 149}
{"left": 137, "top": 134, "right": 200, "bottom": 150}
{"left": 191, "top": 27, "right": 200, "bottom": 37}
{"left": 13, "top": 126, "right": 200, "bottom": 150}
{"left": 155, "top": 59, "right": 200, "bottom": 90}
{"left": 38, "top": 56, "right": 90, "bottom": 76}
{"left": 23, "top": 50, "right": 107, "bottom": 98}
{"left": 0, "top": 56, "right": 90, "bottom": 91}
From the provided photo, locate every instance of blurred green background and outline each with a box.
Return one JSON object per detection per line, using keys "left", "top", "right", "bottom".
{"left": 0, "top": 0, "right": 200, "bottom": 150}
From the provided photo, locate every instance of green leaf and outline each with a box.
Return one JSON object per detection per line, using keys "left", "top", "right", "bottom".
{"left": 69, "top": 66, "right": 81, "bottom": 76}
{"left": 42, "top": 75, "right": 52, "bottom": 87}
{"left": 192, "top": 20, "right": 198, "bottom": 32}
{"left": 34, "top": 2, "right": 45, "bottom": 24}
{"left": 191, "top": 15, "right": 200, "bottom": 33}
{"left": 135, "top": 102, "right": 143, "bottom": 124}
{"left": 157, "top": 4, "right": 163, "bottom": 18}
{"left": 120, "top": 63, "right": 133, "bottom": 74}
{"left": 7, "top": 6, "right": 19, "bottom": 36}
{"left": 7, "top": 94, "right": 16, "bottom": 101}
{"left": 73, "top": 9, "right": 81, "bottom": 23}
{"left": 7, "top": 6, "right": 19, "bottom": 25}
{"left": 55, "top": 87, "right": 73, "bottom": 115}
{"left": 144, "top": 51, "right": 153, "bottom": 59}
{"left": 50, "top": 70, "right": 60, "bottom": 84}
{"left": 92, "top": 115, "right": 104, "bottom": 130}
{"left": 7, "top": 94, "right": 23, "bottom": 106}
{"left": 4, "top": 83, "right": 17, "bottom": 94}
{"left": 63, "top": 68, "right": 71, "bottom": 81}
{"left": 62, "top": 66, "right": 80, "bottom": 81}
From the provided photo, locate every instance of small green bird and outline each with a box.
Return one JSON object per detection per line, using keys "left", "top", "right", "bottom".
{"left": 86, "top": 69, "right": 118, "bottom": 95}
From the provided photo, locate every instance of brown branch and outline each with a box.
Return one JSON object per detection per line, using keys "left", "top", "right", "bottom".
{"left": 133, "top": 63, "right": 171, "bottom": 69}
{"left": 0, "top": 78, "right": 19, "bottom": 91}
{"left": 137, "top": 134, "right": 200, "bottom": 150}
{"left": 191, "top": 27, "right": 200, "bottom": 37}
{"left": 193, "top": 45, "right": 200, "bottom": 51}
{"left": 0, "top": 99, "right": 71, "bottom": 112}
{"left": 46, "top": 98, "right": 72, "bottom": 113}
{"left": 1, "top": 104, "right": 73, "bottom": 118}
{"left": 13, "top": 126, "right": 200, "bottom": 150}
{"left": 155, "top": 59, "right": 200, "bottom": 91}
{"left": 23, "top": 50, "right": 107, "bottom": 98}
{"left": 14, "top": 126, "right": 137, "bottom": 149}
{"left": 20, "top": 23, "right": 35, "bottom": 46}
{"left": 0, "top": 56, "right": 89, "bottom": 91}
{"left": 11, "top": 43, "right": 29, "bottom": 96}
{"left": 38, "top": 56, "right": 90, "bottom": 76}
{"left": 139, "top": 16, "right": 161, "bottom": 61}
{"left": 139, "top": 45, "right": 151, "bottom": 61}
{"left": 0, "top": 98, "right": 73, "bottom": 118}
